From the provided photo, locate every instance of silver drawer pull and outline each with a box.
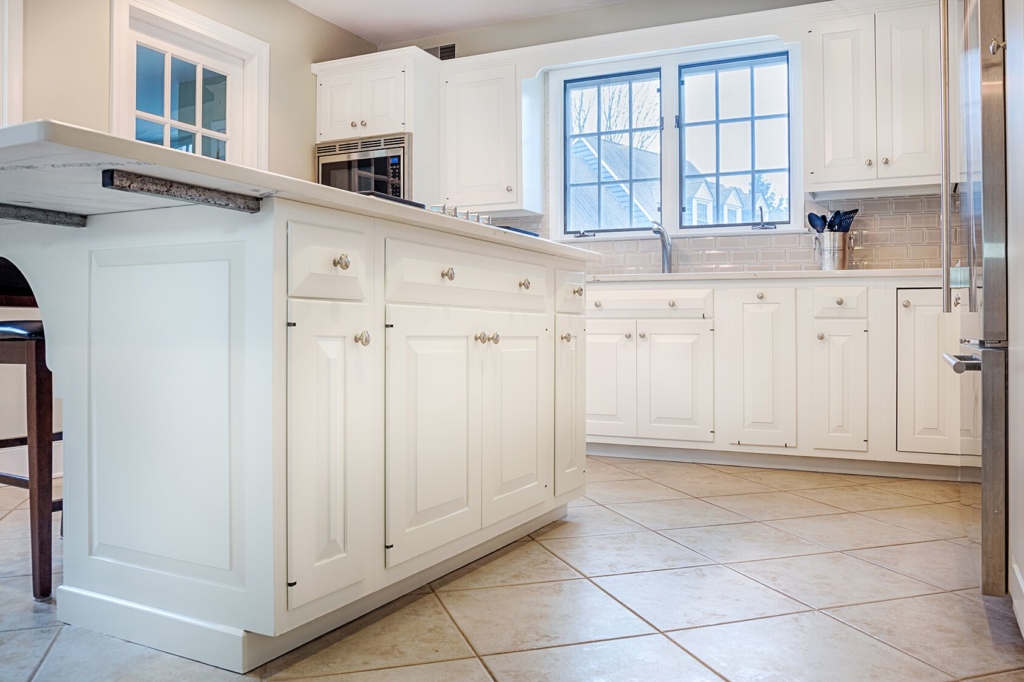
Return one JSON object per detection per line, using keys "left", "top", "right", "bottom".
{"left": 572, "top": 286, "right": 584, "bottom": 296}
{"left": 360, "top": 120, "right": 367, "bottom": 127}
{"left": 333, "top": 254, "right": 351, "bottom": 270}
{"left": 594, "top": 301, "right": 602, "bottom": 308}
{"left": 354, "top": 331, "right": 371, "bottom": 346}
{"left": 668, "top": 300, "right": 676, "bottom": 308}
{"left": 350, "top": 121, "right": 357, "bottom": 128}
{"left": 817, "top": 333, "right": 825, "bottom": 341}
{"left": 756, "top": 292, "right": 765, "bottom": 300}
{"left": 474, "top": 332, "right": 488, "bottom": 344}
{"left": 836, "top": 297, "right": 844, "bottom": 306}
{"left": 865, "top": 159, "right": 874, "bottom": 167}
{"left": 441, "top": 267, "right": 455, "bottom": 281}
{"left": 903, "top": 300, "right": 911, "bottom": 309}
{"left": 882, "top": 157, "right": 890, "bottom": 166}
{"left": 519, "top": 278, "right": 531, "bottom": 290}
{"left": 488, "top": 333, "right": 500, "bottom": 345}
{"left": 639, "top": 331, "right": 647, "bottom": 339}
{"left": 624, "top": 332, "right": 632, "bottom": 339}
{"left": 560, "top": 333, "right": 573, "bottom": 342}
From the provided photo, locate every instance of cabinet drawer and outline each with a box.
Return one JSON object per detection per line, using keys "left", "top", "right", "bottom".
{"left": 813, "top": 286, "right": 868, "bottom": 318}
{"left": 385, "top": 239, "right": 547, "bottom": 311}
{"left": 555, "top": 270, "right": 585, "bottom": 314}
{"left": 288, "top": 220, "right": 371, "bottom": 301}
{"left": 588, "top": 288, "right": 713, "bottom": 319}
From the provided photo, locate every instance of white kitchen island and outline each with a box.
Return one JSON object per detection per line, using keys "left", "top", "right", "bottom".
{"left": 0, "top": 121, "right": 597, "bottom": 672}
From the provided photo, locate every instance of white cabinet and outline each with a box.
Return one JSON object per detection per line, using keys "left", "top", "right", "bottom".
{"left": 317, "top": 63, "right": 405, "bottom": 141}
{"left": 286, "top": 299, "right": 374, "bottom": 609}
{"left": 555, "top": 315, "right": 586, "bottom": 495}
{"left": 585, "top": 318, "right": 637, "bottom": 438}
{"left": 480, "top": 310, "right": 553, "bottom": 526}
{"left": 725, "top": 288, "right": 797, "bottom": 448}
{"left": 806, "top": 5, "right": 941, "bottom": 191}
{"left": 811, "top": 319, "right": 869, "bottom": 452}
{"left": 636, "top": 319, "right": 715, "bottom": 441}
{"left": 443, "top": 64, "right": 519, "bottom": 208}
{"left": 385, "top": 304, "right": 482, "bottom": 567}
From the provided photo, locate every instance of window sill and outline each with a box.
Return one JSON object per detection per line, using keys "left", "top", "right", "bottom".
{"left": 557, "top": 225, "right": 810, "bottom": 243}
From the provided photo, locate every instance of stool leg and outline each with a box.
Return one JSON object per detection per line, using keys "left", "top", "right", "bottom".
{"left": 26, "top": 339, "right": 53, "bottom": 601}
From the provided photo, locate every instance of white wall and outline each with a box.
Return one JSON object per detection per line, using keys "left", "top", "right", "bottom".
{"left": 381, "top": 0, "right": 826, "bottom": 56}
{"left": 0, "top": 0, "right": 23, "bottom": 125}
{"left": 20, "top": 0, "right": 376, "bottom": 180}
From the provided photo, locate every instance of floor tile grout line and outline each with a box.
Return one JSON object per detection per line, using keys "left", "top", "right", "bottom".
{"left": 26, "top": 623, "right": 63, "bottom": 682}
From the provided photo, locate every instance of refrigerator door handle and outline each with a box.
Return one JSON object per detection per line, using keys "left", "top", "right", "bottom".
{"left": 939, "top": 0, "right": 953, "bottom": 312}
{"left": 943, "top": 353, "right": 983, "bottom": 373}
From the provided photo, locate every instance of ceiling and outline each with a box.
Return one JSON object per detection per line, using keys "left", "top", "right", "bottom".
{"left": 288, "top": 0, "right": 634, "bottom": 46}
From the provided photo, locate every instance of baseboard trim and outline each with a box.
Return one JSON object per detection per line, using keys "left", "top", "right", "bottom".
{"left": 586, "top": 442, "right": 981, "bottom": 482}
{"left": 56, "top": 505, "right": 568, "bottom": 673}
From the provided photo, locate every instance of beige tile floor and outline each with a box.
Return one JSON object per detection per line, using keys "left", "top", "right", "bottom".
{"left": 0, "top": 458, "right": 1020, "bottom": 681}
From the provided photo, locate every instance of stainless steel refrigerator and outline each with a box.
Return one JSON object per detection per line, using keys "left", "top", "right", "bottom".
{"left": 941, "top": 0, "right": 1008, "bottom": 596}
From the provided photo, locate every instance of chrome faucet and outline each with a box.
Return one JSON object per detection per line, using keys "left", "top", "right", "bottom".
{"left": 652, "top": 221, "right": 672, "bottom": 274}
{"left": 754, "top": 206, "right": 777, "bottom": 230}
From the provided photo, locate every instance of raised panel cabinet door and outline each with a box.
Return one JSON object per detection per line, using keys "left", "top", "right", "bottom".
{"left": 287, "top": 299, "right": 375, "bottom": 610}
{"left": 318, "top": 71, "right": 362, "bottom": 141}
{"left": 811, "top": 319, "right": 869, "bottom": 452}
{"left": 444, "top": 64, "right": 518, "bottom": 207}
{"left": 385, "top": 304, "right": 483, "bottom": 567}
{"left": 876, "top": 6, "right": 941, "bottom": 179}
{"left": 361, "top": 63, "right": 406, "bottom": 137}
{"left": 805, "top": 14, "right": 878, "bottom": 185}
{"left": 725, "top": 288, "right": 797, "bottom": 448}
{"left": 555, "top": 315, "right": 587, "bottom": 496}
{"left": 636, "top": 318, "right": 714, "bottom": 442}
{"left": 585, "top": 318, "right": 637, "bottom": 438}
{"left": 896, "top": 289, "right": 959, "bottom": 454}
{"left": 479, "top": 311, "right": 553, "bottom": 526}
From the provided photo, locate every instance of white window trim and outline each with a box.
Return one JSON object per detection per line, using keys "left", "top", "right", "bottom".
{"left": 1, "top": 0, "right": 23, "bottom": 126}
{"left": 110, "top": 0, "right": 269, "bottom": 170}
{"left": 547, "top": 37, "right": 805, "bottom": 242}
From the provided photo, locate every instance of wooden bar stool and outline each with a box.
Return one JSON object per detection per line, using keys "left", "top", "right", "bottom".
{"left": 0, "top": 320, "right": 61, "bottom": 600}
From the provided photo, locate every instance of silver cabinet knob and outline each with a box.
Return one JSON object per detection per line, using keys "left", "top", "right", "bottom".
{"left": 488, "top": 333, "right": 500, "bottom": 344}
{"left": 954, "top": 294, "right": 962, "bottom": 307}
{"left": 360, "top": 120, "right": 367, "bottom": 126}
{"left": 903, "top": 300, "right": 912, "bottom": 308}
{"left": 756, "top": 292, "right": 765, "bottom": 300}
{"left": 624, "top": 332, "right": 632, "bottom": 339}
{"left": 817, "top": 333, "right": 825, "bottom": 341}
{"left": 865, "top": 159, "right": 874, "bottom": 167}
{"left": 668, "top": 300, "right": 676, "bottom": 308}
{"left": 519, "top": 278, "right": 531, "bottom": 290}
{"left": 836, "top": 297, "right": 844, "bottom": 306}
{"left": 350, "top": 121, "right": 357, "bottom": 128}
{"left": 354, "top": 331, "right": 371, "bottom": 346}
{"left": 441, "top": 267, "right": 455, "bottom": 281}
{"left": 572, "top": 286, "right": 584, "bottom": 296}
{"left": 639, "top": 331, "right": 647, "bottom": 339}
{"left": 333, "top": 254, "right": 351, "bottom": 270}
{"left": 560, "top": 333, "right": 573, "bottom": 342}
{"left": 594, "top": 301, "right": 602, "bottom": 308}
{"left": 882, "top": 158, "right": 890, "bottom": 166}
{"left": 474, "top": 332, "right": 488, "bottom": 344}
{"left": 506, "top": 186, "right": 513, "bottom": 192}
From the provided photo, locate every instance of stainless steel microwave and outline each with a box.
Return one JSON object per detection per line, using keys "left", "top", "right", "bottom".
{"left": 316, "top": 133, "right": 411, "bottom": 199}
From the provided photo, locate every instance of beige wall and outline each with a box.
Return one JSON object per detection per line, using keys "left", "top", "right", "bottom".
{"left": 381, "top": 0, "right": 826, "bottom": 56}
{"left": 22, "top": 0, "right": 376, "bottom": 180}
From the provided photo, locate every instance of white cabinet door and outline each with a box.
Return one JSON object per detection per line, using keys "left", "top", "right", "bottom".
{"left": 725, "top": 289, "right": 797, "bottom": 448}
{"left": 480, "top": 311, "right": 553, "bottom": 526}
{"left": 555, "top": 315, "right": 587, "bottom": 496}
{"left": 385, "top": 305, "right": 482, "bottom": 567}
{"left": 876, "top": 6, "right": 940, "bottom": 179}
{"left": 361, "top": 63, "right": 406, "bottom": 137}
{"left": 806, "top": 15, "right": 878, "bottom": 185}
{"left": 287, "top": 300, "right": 374, "bottom": 609}
{"left": 811, "top": 319, "right": 869, "bottom": 452}
{"left": 896, "top": 289, "right": 959, "bottom": 454}
{"left": 636, "top": 318, "right": 714, "bottom": 442}
{"left": 586, "top": 318, "right": 637, "bottom": 438}
{"left": 318, "top": 70, "right": 362, "bottom": 141}
{"left": 443, "top": 64, "right": 518, "bottom": 207}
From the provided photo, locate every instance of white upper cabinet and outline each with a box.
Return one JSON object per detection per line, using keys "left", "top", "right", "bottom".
{"left": 555, "top": 314, "right": 587, "bottom": 495}
{"left": 443, "top": 64, "right": 519, "bottom": 208}
{"left": 811, "top": 319, "right": 869, "bottom": 452}
{"left": 317, "top": 63, "right": 405, "bottom": 141}
{"left": 806, "top": 5, "right": 942, "bottom": 192}
{"left": 585, "top": 318, "right": 638, "bottom": 438}
{"left": 724, "top": 288, "right": 797, "bottom": 448}
{"left": 636, "top": 319, "right": 715, "bottom": 442}
{"left": 875, "top": 7, "right": 941, "bottom": 180}
{"left": 318, "top": 70, "right": 362, "bottom": 142}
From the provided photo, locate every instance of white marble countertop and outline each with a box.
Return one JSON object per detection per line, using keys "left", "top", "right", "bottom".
{"left": 588, "top": 268, "right": 943, "bottom": 283}
{"left": 0, "top": 121, "right": 599, "bottom": 263}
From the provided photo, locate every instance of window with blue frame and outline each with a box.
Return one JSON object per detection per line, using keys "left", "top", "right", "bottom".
{"left": 564, "top": 70, "right": 662, "bottom": 234}
{"left": 680, "top": 53, "right": 790, "bottom": 228}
